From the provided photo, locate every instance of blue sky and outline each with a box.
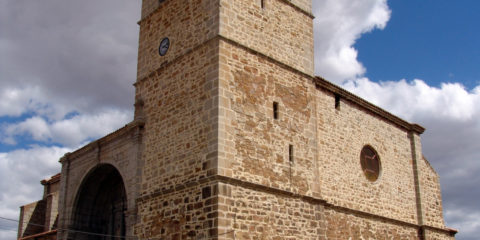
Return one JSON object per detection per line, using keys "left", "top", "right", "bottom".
{"left": 1, "top": 0, "right": 479, "bottom": 239}
{"left": 356, "top": 0, "right": 480, "bottom": 89}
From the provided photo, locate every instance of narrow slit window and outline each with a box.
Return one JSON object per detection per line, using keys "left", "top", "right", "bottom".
{"left": 289, "top": 144, "right": 294, "bottom": 163}
{"left": 273, "top": 102, "right": 279, "bottom": 119}
{"left": 335, "top": 94, "right": 341, "bottom": 109}
{"left": 261, "top": 0, "right": 265, "bottom": 9}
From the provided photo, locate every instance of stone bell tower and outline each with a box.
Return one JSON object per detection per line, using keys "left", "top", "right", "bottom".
{"left": 133, "top": 0, "right": 317, "bottom": 239}
{"left": 28, "top": 0, "right": 456, "bottom": 239}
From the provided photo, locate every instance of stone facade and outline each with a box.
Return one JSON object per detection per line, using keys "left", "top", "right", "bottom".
{"left": 19, "top": 0, "right": 457, "bottom": 239}
{"left": 56, "top": 122, "right": 144, "bottom": 239}
{"left": 219, "top": 0, "right": 314, "bottom": 75}
{"left": 18, "top": 174, "right": 60, "bottom": 240}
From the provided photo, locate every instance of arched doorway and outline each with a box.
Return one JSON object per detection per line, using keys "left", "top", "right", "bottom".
{"left": 71, "top": 164, "right": 127, "bottom": 240}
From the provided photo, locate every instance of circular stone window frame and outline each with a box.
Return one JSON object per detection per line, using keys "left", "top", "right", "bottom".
{"left": 359, "top": 145, "right": 382, "bottom": 182}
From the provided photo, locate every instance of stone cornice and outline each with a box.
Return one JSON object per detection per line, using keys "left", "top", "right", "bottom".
{"left": 135, "top": 35, "right": 220, "bottom": 85}
{"left": 136, "top": 0, "right": 314, "bottom": 25}
{"left": 133, "top": 35, "right": 313, "bottom": 85}
{"left": 40, "top": 173, "right": 61, "bottom": 185}
{"left": 136, "top": 174, "right": 455, "bottom": 236}
{"left": 276, "top": 0, "right": 315, "bottom": 19}
{"left": 135, "top": 34, "right": 425, "bottom": 136}
{"left": 19, "top": 230, "right": 57, "bottom": 240}
{"left": 221, "top": 35, "right": 426, "bottom": 135}
{"left": 218, "top": 35, "right": 315, "bottom": 79}
{"left": 423, "top": 225, "right": 458, "bottom": 236}
{"left": 59, "top": 120, "right": 144, "bottom": 164}
{"left": 313, "top": 77, "right": 426, "bottom": 135}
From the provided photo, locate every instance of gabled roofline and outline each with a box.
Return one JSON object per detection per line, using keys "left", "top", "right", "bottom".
{"left": 314, "top": 76, "right": 425, "bottom": 135}
{"left": 59, "top": 120, "right": 144, "bottom": 163}
{"left": 19, "top": 229, "right": 57, "bottom": 240}
{"left": 40, "top": 173, "right": 61, "bottom": 185}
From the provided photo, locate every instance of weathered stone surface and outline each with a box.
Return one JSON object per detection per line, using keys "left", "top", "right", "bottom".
{"left": 219, "top": 0, "right": 314, "bottom": 75}
{"left": 419, "top": 156, "right": 446, "bottom": 228}
{"left": 19, "top": 201, "right": 47, "bottom": 238}
{"left": 135, "top": 42, "right": 219, "bottom": 195}
{"left": 135, "top": 182, "right": 219, "bottom": 239}
{"left": 21, "top": 0, "right": 456, "bottom": 239}
{"left": 316, "top": 87, "right": 419, "bottom": 224}
{"left": 137, "top": 0, "right": 220, "bottom": 80}
{"left": 323, "top": 207, "right": 419, "bottom": 239}
{"left": 217, "top": 182, "right": 324, "bottom": 240}
{"left": 218, "top": 39, "right": 318, "bottom": 197}
{"left": 18, "top": 174, "right": 60, "bottom": 240}
{"left": 56, "top": 123, "right": 144, "bottom": 239}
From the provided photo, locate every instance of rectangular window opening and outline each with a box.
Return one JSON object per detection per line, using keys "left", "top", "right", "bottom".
{"left": 335, "top": 94, "right": 341, "bottom": 109}
{"left": 273, "top": 102, "right": 279, "bottom": 119}
{"left": 289, "top": 144, "right": 294, "bottom": 163}
{"left": 261, "top": 0, "right": 265, "bottom": 9}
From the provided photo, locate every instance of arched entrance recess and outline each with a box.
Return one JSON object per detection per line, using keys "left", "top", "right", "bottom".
{"left": 71, "top": 164, "right": 127, "bottom": 240}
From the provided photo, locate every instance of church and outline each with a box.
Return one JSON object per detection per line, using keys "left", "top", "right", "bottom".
{"left": 18, "top": 0, "right": 457, "bottom": 239}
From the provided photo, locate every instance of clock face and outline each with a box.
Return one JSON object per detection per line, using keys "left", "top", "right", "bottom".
{"left": 159, "top": 37, "right": 170, "bottom": 56}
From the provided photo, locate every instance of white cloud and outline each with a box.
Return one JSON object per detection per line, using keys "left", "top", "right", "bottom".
{"left": 0, "top": 146, "right": 70, "bottom": 219}
{"left": 445, "top": 209, "right": 480, "bottom": 239}
{"left": 49, "top": 109, "right": 133, "bottom": 147}
{"left": 0, "top": 229, "right": 16, "bottom": 240}
{"left": 4, "top": 117, "right": 51, "bottom": 144}
{"left": 0, "top": 87, "right": 30, "bottom": 117}
{"left": 2, "top": 109, "right": 132, "bottom": 148}
{"left": 343, "top": 78, "right": 480, "bottom": 121}
{"left": 0, "top": 86, "right": 52, "bottom": 118}
{"left": 0, "top": 145, "right": 69, "bottom": 239}
{"left": 0, "top": 1, "right": 140, "bottom": 237}
{"left": 313, "top": 0, "right": 391, "bottom": 82}
{"left": 0, "top": 0, "right": 140, "bottom": 120}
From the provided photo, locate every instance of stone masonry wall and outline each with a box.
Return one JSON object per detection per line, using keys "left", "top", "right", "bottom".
{"left": 133, "top": 36, "right": 220, "bottom": 238}
{"left": 134, "top": 0, "right": 454, "bottom": 239}
{"left": 410, "top": 131, "right": 447, "bottom": 229}
{"left": 289, "top": 0, "right": 312, "bottom": 13}
{"left": 135, "top": 182, "right": 218, "bottom": 239}
{"left": 216, "top": 180, "right": 452, "bottom": 240}
{"left": 215, "top": 0, "right": 453, "bottom": 234}
{"left": 219, "top": 0, "right": 314, "bottom": 75}
{"left": 419, "top": 156, "right": 446, "bottom": 228}
{"left": 217, "top": 182, "right": 324, "bottom": 240}
{"left": 218, "top": 39, "right": 320, "bottom": 197}
{"left": 44, "top": 191, "right": 59, "bottom": 231}
{"left": 137, "top": 0, "right": 219, "bottom": 80}
{"left": 18, "top": 201, "right": 46, "bottom": 238}
{"left": 316, "top": 88, "right": 419, "bottom": 224}
{"left": 135, "top": 1, "right": 223, "bottom": 238}
{"left": 57, "top": 124, "right": 143, "bottom": 239}
{"left": 323, "top": 208, "right": 419, "bottom": 239}
{"left": 140, "top": 0, "right": 159, "bottom": 19}
{"left": 215, "top": 180, "right": 456, "bottom": 240}
{"left": 424, "top": 228, "right": 456, "bottom": 240}
{"left": 134, "top": 39, "right": 219, "bottom": 197}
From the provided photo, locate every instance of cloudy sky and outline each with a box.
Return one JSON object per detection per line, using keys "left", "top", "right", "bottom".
{"left": 0, "top": 0, "right": 478, "bottom": 239}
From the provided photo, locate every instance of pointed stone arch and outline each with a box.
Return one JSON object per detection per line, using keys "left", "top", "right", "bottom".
{"left": 70, "top": 164, "right": 127, "bottom": 240}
